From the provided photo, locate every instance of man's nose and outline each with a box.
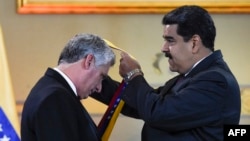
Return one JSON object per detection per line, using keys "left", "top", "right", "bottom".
{"left": 161, "top": 42, "right": 169, "bottom": 52}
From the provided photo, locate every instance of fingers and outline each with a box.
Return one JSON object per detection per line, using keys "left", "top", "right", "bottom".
{"left": 119, "top": 51, "right": 141, "bottom": 78}
{"left": 119, "top": 51, "right": 129, "bottom": 65}
{"left": 120, "top": 51, "right": 129, "bottom": 59}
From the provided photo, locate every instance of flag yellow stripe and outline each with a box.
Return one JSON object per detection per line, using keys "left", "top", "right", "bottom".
{"left": 101, "top": 100, "right": 125, "bottom": 141}
{"left": 0, "top": 25, "right": 20, "bottom": 136}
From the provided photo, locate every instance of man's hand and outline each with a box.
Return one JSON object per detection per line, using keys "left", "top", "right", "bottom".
{"left": 119, "top": 52, "right": 141, "bottom": 78}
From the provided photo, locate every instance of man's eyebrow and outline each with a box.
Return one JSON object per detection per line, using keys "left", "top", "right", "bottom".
{"left": 162, "top": 35, "right": 174, "bottom": 40}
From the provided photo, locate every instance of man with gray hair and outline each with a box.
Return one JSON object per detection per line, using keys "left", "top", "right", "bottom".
{"left": 21, "top": 33, "right": 115, "bottom": 141}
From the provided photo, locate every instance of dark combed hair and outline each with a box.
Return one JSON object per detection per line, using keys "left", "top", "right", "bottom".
{"left": 162, "top": 5, "right": 216, "bottom": 51}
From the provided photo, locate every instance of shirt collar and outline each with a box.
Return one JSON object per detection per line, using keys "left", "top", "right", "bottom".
{"left": 53, "top": 67, "right": 77, "bottom": 96}
{"left": 185, "top": 52, "right": 212, "bottom": 77}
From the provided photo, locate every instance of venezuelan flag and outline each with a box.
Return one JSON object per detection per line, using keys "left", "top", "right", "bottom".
{"left": 0, "top": 25, "right": 20, "bottom": 140}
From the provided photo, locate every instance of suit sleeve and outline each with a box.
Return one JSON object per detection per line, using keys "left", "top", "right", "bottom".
{"left": 121, "top": 72, "right": 229, "bottom": 131}
{"left": 91, "top": 76, "right": 142, "bottom": 118}
{"left": 91, "top": 76, "right": 120, "bottom": 104}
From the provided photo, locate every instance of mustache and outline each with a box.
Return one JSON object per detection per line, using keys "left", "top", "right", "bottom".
{"left": 164, "top": 52, "right": 172, "bottom": 59}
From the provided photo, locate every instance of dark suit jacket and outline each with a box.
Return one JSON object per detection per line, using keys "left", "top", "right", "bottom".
{"left": 21, "top": 68, "right": 100, "bottom": 141}
{"left": 92, "top": 50, "right": 241, "bottom": 141}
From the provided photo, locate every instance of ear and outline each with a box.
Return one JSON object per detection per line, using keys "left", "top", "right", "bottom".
{"left": 191, "top": 34, "right": 200, "bottom": 54}
{"left": 82, "top": 54, "right": 95, "bottom": 69}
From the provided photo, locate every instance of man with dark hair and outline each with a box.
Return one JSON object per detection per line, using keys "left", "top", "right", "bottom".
{"left": 93, "top": 5, "right": 241, "bottom": 141}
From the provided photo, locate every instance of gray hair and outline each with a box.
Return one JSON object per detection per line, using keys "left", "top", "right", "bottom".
{"left": 58, "top": 33, "right": 115, "bottom": 67}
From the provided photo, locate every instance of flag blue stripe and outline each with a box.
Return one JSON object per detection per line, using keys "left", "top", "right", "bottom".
{"left": 0, "top": 107, "right": 20, "bottom": 141}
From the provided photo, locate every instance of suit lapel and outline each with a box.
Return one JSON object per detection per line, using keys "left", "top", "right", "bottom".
{"left": 160, "top": 75, "right": 180, "bottom": 96}
{"left": 80, "top": 104, "right": 101, "bottom": 140}
{"left": 46, "top": 68, "right": 101, "bottom": 140}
